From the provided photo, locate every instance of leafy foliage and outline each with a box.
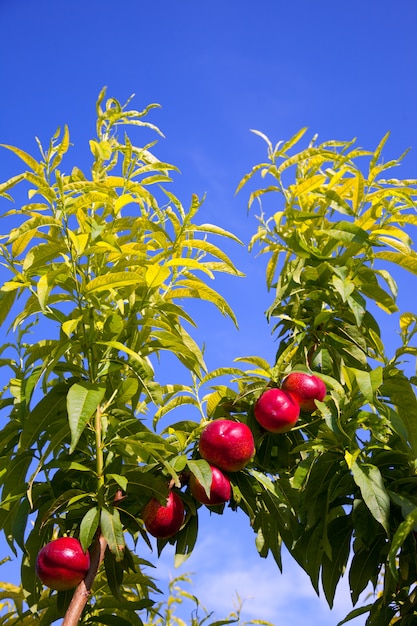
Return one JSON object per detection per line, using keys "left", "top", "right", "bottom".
{"left": 0, "top": 90, "right": 243, "bottom": 621}
{"left": 0, "top": 571, "right": 274, "bottom": 626}
{"left": 211, "top": 129, "right": 417, "bottom": 623}
{"left": 1, "top": 94, "right": 417, "bottom": 625}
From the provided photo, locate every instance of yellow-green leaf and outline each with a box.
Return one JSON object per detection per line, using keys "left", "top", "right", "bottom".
{"left": 145, "top": 263, "right": 170, "bottom": 288}
{"left": 0, "top": 144, "right": 43, "bottom": 174}
{"left": 84, "top": 271, "right": 145, "bottom": 293}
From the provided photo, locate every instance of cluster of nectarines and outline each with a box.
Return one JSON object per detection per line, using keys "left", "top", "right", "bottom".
{"left": 142, "top": 419, "right": 255, "bottom": 539}
{"left": 36, "top": 372, "right": 325, "bottom": 590}
{"left": 254, "top": 372, "right": 326, "bottom": 433}
{"left": 141, "top": 372, "right": 326, "bottom": 540}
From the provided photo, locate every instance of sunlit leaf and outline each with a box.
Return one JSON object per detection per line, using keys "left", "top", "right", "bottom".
{"left": 375, "top": 250, "right": 417, "bottom": 275}
{"left": 0, "top": 144, "right": 43, "bottom": 174}
{"left": 67, "top": 382, "right": 106, "bottom": 453}
{"left": 84, "top": 271, "right": 145, "bottom": 293}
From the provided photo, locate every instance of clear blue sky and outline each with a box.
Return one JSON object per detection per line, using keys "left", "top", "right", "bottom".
{"left": 1, "top": 1, "right": 417, "bottom": 623}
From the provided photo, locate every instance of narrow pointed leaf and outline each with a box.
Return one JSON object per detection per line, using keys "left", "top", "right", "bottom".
{"left": 20, "top": 382, "right": 68, "bottom": 450}
{"left": 351, "top": 462, "right": 390, "bottom": 534}
{"left": 84, "top": 271, "right": 145, "bottom": 293}
{"left": 101, "top": 506, "right": 125, "bottom": 561}
{"left": 80, "top": 506, "right": 101, "bottom": 552}
{"left": 67, "top": 382, "right": 106, "bottom": 453}
{"left": 0, "top": 144, "right": 43, "bottom": 174}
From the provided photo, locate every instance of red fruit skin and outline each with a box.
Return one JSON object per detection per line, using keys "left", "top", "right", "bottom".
{"left": 198, "top": 419, "right": 255, "bottom": 472}
{"left": 35, "top": 537, "right": 90, "bottom": 591}
{"left": 190, "top": 465, "right": 231, "bottom": 506}
{"left": 254, "top": 388, "right": 300, "bottom": 433}
{"left": 281, "top": 372, "right": 326, "bottom": 412}
{"left": 143, "top": 491, "right": 185, "bottom": 539}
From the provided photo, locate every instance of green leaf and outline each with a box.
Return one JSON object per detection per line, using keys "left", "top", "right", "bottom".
{"left": 351, "top": 462, "right": 390, "bottom": 534}
{"left": 122, "top": 470, "right": 168, "bottom": 501}
{"left": 194, "top": 222, "right": 243, "bottom": 244}
{"left": 67, "top": 382, "right": 106, "bottom": 453}
{"left": 19, "top": 382, "right": 68, "bottom": 450}
{"left": 382, "top": 374, "right": 417, "bottom": 456}
{"left": 7, "top": 215, "right": 61, "bottom": 245}
{"left": 165, "top": 256, "right": 215, "bottom": 279}
{"left": 149, "top": 329, "right": 206, "bottom": 375}
{"left": 292, "top": 173, "right": 327, "bottom": 196}
{"left": 369, "top": 131, "right": 390, "bottom": 174}
{"left": 117, "top": 378, "right": 139, "bottom": 404}
{"left": 347, "top": 368, "right": 379, "bottom": 403}
{"left": 331, "top": 276, "right": 355, "bottom": 302}
{"left": 50, "top": 124, "right": 70, "bottom": 169}
{"left": 104, "top": 547, "right": 124, "bottom": 601}
{"left": 322, "top": 221, "right": 369, "bottom": 245}
{"left": 187, "top": 459, "right": 212, "bottom": 498}
{"left": 0, "top": 290, "right": 16, "bottom": 327}
{"left": 321, "top": 517, "right": 352, "bottom": 608}
{"left": 101, "top": 506, "right": 125, "bottom": 561}
{"left": 98, "top": 341, "right": 154, "bottom": 373}
{"left": 357, "top": 280, "right": 398, "bottom": 314}
{"left": 0, "top": 172, "right": 26, "bottom": 195}
{"left": 336, "top": 604, "right": 373, "bottom": 625}
{"left": 80, "top": 507, "right": 101, "bottom": 552}
{"left": 145, "top": 263, "right": 170, "bottom": 288}
{"left": 153, "top": 394, "right": 199, "bottom": 424}
{"left": 174, "top": 513, "right": 198, "bottom": 567}
{"left": 106, "top": 473, "right": 128, "bottom": 491}
{"left": 349, "top": 537, "right": 385, "bottom": 605}
{"left": 388, "top": 508, "right": 417, "bottom": 579}
{"left": 41, "top": 489, "right": 90, "bottom": 525}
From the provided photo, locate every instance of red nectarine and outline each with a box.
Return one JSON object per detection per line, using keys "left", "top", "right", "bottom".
{"left": 142, "top": 491, "right": 185, "bottom": 539}
{"left": 199, "top": 419, "right": 254, "bottom": 472}
{"left": 254, "top": 387, "right": 300, "bottom": 433}
{"left": 190, "top": 465, "right": 231, "bottom": 505}
{"left": 36, "top": 537, "right": 90, "bottom": 591}
{"left": 281, "top": 372, "right": 326, "bottom": 412}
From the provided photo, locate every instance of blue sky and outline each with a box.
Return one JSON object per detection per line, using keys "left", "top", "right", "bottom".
{"left": 1, "top": 0, "right": 417, "bottom": 623}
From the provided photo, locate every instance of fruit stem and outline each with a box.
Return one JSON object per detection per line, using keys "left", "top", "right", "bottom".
{"left": 61, "top": 533, "right": 108, "bottom": 626}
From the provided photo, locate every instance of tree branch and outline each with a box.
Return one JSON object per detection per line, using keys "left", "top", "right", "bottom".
{"left": 62, "top": 533, "right": 107, "bottom": 626}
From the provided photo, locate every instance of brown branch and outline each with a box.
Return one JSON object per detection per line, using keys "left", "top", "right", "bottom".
{"left": 61, "top": 533, "right": 107, "bottom": 626}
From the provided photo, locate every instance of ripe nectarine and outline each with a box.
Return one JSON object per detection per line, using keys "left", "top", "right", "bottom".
{"left": 142, "top": 491, "right": 185, "bottom": 539}
{"left": 199, "top": 419, "right": 254, "bottom": 472}
{"left": 190, "top": 465, "right": 231, "bottom": 505}
{"left": 36, "top": 537, "right": 90, "bottom": 591}
{"left": 254, "top": 387, "right": 300, "bottom": 433}
{"left": 282, "top": 372, "right": 326, "bottom": 412}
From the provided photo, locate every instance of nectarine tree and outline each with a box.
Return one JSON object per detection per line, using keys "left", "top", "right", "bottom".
{"left": 0, "top": 90, "right": 244, "bottom": 624}
{"left": 206, "top": 129, "right": 417, "bottom": 624}
{"left": 0, "top": 92, "right": 417, "bottom": 625}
